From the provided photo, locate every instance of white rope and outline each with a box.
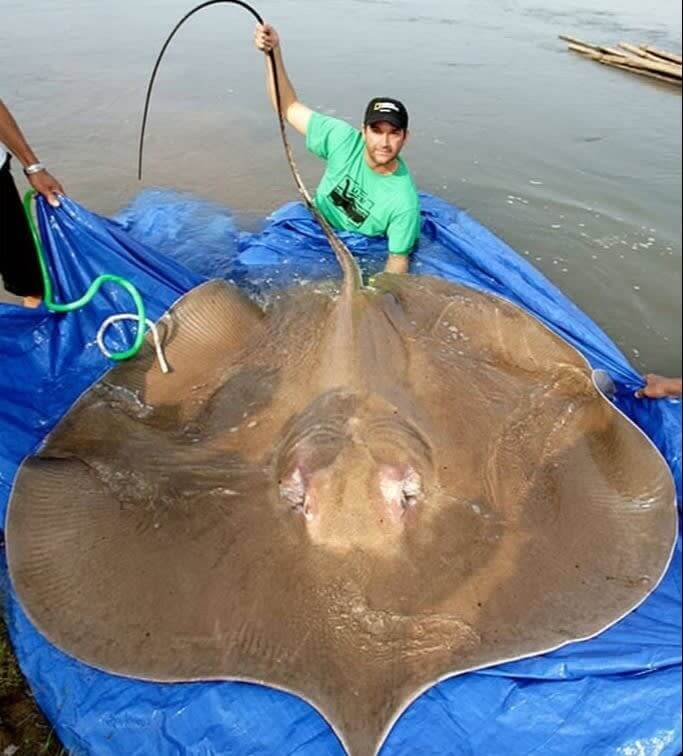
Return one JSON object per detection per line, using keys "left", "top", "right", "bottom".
{"left": 96, "top": 314, "right": 170, "bottom": 374}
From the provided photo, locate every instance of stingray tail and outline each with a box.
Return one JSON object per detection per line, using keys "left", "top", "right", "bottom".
{"left": 264, "top": 54, "right": 363, "bottom": 294}
{"left": 318, "top": 213, "right": 363, "bottom": 295}
{"left": 136, "top": 0, "right": 362, "bottom": 295}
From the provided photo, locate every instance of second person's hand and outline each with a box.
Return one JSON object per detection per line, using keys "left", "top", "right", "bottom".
{"left": 28, "top": 169, "right": 64, "bottom": 208}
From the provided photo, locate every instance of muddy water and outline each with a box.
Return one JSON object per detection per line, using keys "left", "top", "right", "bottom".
{"left": 1, "top": 0, "right": 681, "bottom": 374}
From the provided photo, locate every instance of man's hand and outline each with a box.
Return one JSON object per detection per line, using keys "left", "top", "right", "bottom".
{"left": 384, "top": 255, "right": 410, "bottom": 274}
{"left": 28, "top": 169, "right": 64, "bottom": 208}
{"left": 635, "top": 374, "right": 683, "bottom": 399}
{"left": 254, "top": 23, "right": 279, "bottom": 54}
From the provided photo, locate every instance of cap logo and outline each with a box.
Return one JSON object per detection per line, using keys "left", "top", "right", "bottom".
{"left": 374, "top": 102, "right": 400, "bottom": 113}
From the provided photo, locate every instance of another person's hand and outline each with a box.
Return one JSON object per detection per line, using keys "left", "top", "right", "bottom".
{"left": 635, "top": 373, "right": 682, "bottom": 399}
{"left": 254, "top": 23, "right": 279, "bottom": 54}
{"left": 28, "top": 169, "right": 64, "bottom": 208}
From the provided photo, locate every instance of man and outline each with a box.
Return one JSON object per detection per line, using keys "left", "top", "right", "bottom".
{"left": 254, "top": 24, "right": 420, "bottom": 274}
{"left": 1, "top": 98, "right": 64, "bottom": 307}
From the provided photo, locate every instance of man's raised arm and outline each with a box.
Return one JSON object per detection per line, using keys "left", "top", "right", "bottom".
{"left": 254, "top": 24, "right": 313, "bottom": 136}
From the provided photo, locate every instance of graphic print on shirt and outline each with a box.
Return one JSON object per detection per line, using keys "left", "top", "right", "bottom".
{"left": 329, "top": 176, "right": 374, "bottom": 227}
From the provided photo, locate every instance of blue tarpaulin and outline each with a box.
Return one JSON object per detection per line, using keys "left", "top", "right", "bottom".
{"left": 1, "top": 190, "right": 680, "bottom": 755}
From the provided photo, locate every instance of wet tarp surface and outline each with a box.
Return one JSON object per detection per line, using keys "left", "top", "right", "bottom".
{"left": 0, "top": 191, "right": 680, "bottom": 755}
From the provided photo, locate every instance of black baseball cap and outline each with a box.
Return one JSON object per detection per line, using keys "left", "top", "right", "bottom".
{"left": 364, "top": 97, "right": 409, "bottom": 131}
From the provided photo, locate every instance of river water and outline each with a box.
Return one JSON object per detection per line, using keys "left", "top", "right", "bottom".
{"left": 1, "top": 0, "right": 681, "bottom": 375}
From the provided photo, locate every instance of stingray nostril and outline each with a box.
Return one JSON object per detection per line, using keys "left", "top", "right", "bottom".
{"left": 380, "top": 466, "right": 423, "bottom": 516}
{"left": 279, "top": 468, "right": 305, "bottom": 507}
{"left": 279, "top": 468, "right": 317, "bottom": 521}
{"left": 400, "top": 471, "right": 422, "bottom": 510}
{"left": 403, "top": 469, "right": 422, "bottom": 496}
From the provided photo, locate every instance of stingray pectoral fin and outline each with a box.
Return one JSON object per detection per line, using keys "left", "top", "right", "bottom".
{"left": 45, "top": 280, "right": 268, "bottom": 446}
{"left": 478, "top": 381, "right": 677, "bottom": 650}
{"left": 374, "top": 273, "right": 586, "bottom": 374}
{"left": 6, "top": 453, "right": 278, "bottom": 679}
{"left": 104, "top": 280, "right": 265, "bottom": 414}
{"left": 6, "top": 457, "right": 136, "bottom": 662}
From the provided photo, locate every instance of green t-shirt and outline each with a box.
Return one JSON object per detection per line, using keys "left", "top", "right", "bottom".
{"left": 306, "top": 113, "right": 420, "bottom": 255}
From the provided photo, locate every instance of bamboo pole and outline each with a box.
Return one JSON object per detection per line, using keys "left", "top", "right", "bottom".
{"left": 567, "top": 42, "right": 604, "bottom": 57}
{"left": 617, "top": 42, "right": 679, "bottom": 65}
{"left": 567, "top": 43, "right": 602, "bottom": 58}
{"left": 618, "top": 42, "right": 650, "bottom": 57}
{"left": 559, "top": 35, "right": 621, "bottom": 56}
{"left": 602, "top": 53, "right": 681, "bottom": 78}
{"left": 642, "top": 46, "right": 683, "bottom": 65}
{"left": 607, "top": 61, "right": 683, "bottom": 85}
{"left": 559, "top": 34, "right": 600, "bottom": 49}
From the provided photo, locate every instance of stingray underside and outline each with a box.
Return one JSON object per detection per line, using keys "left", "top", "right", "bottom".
{"left": 7, "top": 276, "right": 677, "bottom": 756}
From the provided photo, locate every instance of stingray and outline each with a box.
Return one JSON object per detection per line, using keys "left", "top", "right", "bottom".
{"left": 6, "top": 242, "right": 677, "bottom": 754}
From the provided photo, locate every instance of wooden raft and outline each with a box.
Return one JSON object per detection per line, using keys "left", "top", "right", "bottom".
{"left": 560, "top": 35, "right": 682, "bottom": 87}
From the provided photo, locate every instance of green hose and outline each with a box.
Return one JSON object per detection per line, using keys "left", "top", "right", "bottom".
{"left": 22, "top": 190, "right": 147, "bottom": 362}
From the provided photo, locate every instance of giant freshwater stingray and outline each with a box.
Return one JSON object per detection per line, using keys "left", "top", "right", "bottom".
{"left": 6, "top": 251, "right": 677, "bottom": 755}
{"left": 6, "top": 2, "right": 678, "bottom": 752}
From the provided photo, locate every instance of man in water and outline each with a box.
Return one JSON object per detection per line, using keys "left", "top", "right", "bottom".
{"left": 254, "top": 24, "right": 420, "bottom": 274}
{"left": 1, "top": 98, "right": 64, "bottom": 307}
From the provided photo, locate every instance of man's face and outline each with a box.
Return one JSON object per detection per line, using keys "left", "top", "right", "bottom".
{"left": 362, "top": 121, "right": 408, "bottom": 167}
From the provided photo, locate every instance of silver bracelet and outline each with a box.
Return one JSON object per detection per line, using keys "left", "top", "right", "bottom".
{"left": 24, "top": 162, "right": 46, "bottom": 176}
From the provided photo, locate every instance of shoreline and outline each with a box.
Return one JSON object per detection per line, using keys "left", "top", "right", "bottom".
{"left": 0, "top": 617, "right": 65, "bottom": 755}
